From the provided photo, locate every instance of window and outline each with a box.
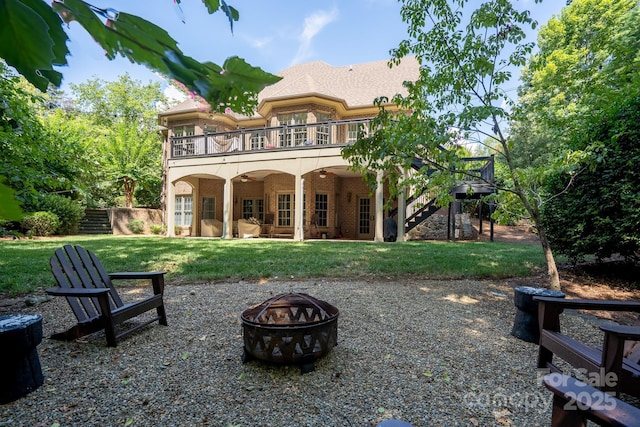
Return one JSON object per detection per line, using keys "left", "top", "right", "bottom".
{"left": 173, "top": 125, "right": 195, "bottom": 156}
{"left": 347, "top": 122, "right": 370, "bottom": 143}
{"left": 316, "top": 112, "right": 330, "bottom": 145}
{"left": 315, "top": 194, "right": 328, "bottom": 227}
{"left": 278, "top": 113, "right": 307, "bottom": 147}
{"left": 250, "top": 130, "right": 266, "bottom": 150}
{"left": 347, "top": 123, "right": 360, "bottom": 143}
{"left": 242, "top": 199, "right": 264, "bottom": 221}
{"left": 202, "top": 197, "right": 215, "bottom": 220}
{"left": 175, "top": 196, "right": 193, "bottom": 226}
{"left": 277, "top": 194, "right": 292, "bottom": 226}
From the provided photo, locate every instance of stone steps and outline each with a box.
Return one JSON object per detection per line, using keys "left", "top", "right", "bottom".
{"left": 78, "top": 209, "right": 112, "bottom": 234}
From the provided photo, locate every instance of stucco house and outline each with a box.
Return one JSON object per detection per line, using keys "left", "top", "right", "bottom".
{"left": 159, "top": 57, "right": 494, "bottom": 240}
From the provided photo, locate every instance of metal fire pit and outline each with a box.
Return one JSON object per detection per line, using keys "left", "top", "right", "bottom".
{"left": 241, "top": 293, "right": 339, "bottom": 373}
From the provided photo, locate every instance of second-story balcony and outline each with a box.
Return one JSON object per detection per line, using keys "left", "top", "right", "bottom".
{"left": 169, "top": 118, "right": 372, "bottom": 159}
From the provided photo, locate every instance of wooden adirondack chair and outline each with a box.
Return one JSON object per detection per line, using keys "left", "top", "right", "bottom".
{"left": 543, "top": 373, "right": 640, "bottom": 427}
{"left": 535, "top": 296, "right": 640, "bottom": 399}
{"left": 46, "top": 245, "right": 168, "bottom": 347}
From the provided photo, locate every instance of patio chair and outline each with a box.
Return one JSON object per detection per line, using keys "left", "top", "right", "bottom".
{"left": 46, "top": 244, "right": 167, "bottom": 347}
{"left": 543, "top": 373, "right": 640, "bottom": 427}
{"left": 535, "top": 296, "right": 640, "bottom": 398}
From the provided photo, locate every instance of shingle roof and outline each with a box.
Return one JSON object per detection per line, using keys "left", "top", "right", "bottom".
{"left": 160, "top": 98, "right": 208, "bottom": 115}
{"left": 259, "top": 57, "right": 419, "bottom": 107}
{"left": 161, "top": 57, "right": 420, "bottom": 117}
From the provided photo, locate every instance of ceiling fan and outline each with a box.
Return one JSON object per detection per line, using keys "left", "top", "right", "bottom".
{"left": 240, "top": 174, "right": 257, "bottom": 182}
{"left": 318, "top": 169, "right": 337, "bottom": 178}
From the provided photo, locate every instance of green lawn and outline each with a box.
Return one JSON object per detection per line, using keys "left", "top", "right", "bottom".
{"left": 0, "top": 236, "right": 546, "bottom": 296}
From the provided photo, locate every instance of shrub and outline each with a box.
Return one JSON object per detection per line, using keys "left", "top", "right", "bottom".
{"left": 21, "top": 211, "right": 60, "bottom": 236}
{"left": 0, "top": 219, "right": 9, "bottom": 237}
{"left": 25, "top": 194, "right": 85, "bottom": 235}
{"left": 127, "top": 219, "right": 145, "bottom": 234}
{"left": 150, "top": 224, "right": 164, "bottom": 235}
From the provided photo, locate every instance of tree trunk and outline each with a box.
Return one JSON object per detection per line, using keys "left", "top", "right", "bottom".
{"left": 537, "top": 226, "right": 561, "bottom": 291}
{"left": 506, "top": 154, "right": 561, "bottom": 291}
{"left": 123, "top": 177, "right": 136, "bottom": 209}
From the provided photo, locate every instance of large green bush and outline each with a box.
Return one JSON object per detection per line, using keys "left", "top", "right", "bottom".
{"left": 26, "top": 194, "right": 85, "bottom": 235}
{"left": 21, "top": 211, "right": 60, "bottom": 236}
{"left": 542, "top": 99, "right": 640, "bottom": 263}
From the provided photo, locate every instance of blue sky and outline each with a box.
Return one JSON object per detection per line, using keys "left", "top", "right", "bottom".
{"left": 56, "top": 0, "right": 566, "bottom": 99}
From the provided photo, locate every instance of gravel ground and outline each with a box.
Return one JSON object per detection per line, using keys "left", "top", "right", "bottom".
{"left": 0, "top": 277, "right": 615, "bottom": 426}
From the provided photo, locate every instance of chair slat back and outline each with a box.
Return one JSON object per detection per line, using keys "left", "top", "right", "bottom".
{"left": 50, "top": 256, "right": 97, "bottom": 322}
{"left": 624, "top": 315, "right": 640, "bottom": 365}
{"left": 50, "top": 245, "right": 123, "bottom": 322}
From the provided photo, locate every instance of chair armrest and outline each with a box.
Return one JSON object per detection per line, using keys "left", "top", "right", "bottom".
{"left": 46, "top": 287, "right": 110, "bottom": 297}
{"left": 600, "top": 324, "right": 640, "bottom": 341}
{"left": 535, "top": 297, "right": 640, "bottom": 312}
{"left": 109, "top": 271, "right": 166, "bottom": 295}
{"left": 108, "top": 271, "right": 166, "bottom": 280}
{"left": 543, "top": 373, "right": 640, "bottom": 427}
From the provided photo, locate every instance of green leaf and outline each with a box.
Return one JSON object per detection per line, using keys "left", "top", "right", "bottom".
{"left": 124, "top": 418, "right": 134, "bottom": 427}
{"left": 23, "top": 0, "right": 69, "bottom": 65}
{"left": 53, "top": 2, "right": 280, "bottom": 115}
{"left": 4, "top": 0, "right": 279, "bottom": 116}
{"left": 0, "top": 0, "right": 65, "bottom": 90}
{"left": 219, "top": 1, "right": 239, "bottom": 32}
{"left": 52, "top": 0, "right": 118, "bottom": 59}
{"left": 0, "top": 181, "right": 23, "bottom": 221}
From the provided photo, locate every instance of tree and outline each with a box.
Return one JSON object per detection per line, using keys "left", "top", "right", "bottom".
{"left": 0, "top": 62, "right": 85, "bottom": 210}
{"left": 0, "top": 0, "right": 280, "bottom": 115}
{"left": 343, "top": 0, "right": 564, "bottom": 289}
{"left": 524, "top": 0, "right": 640, "bottom": 262}
{"left": 69, "top": 75, "right": 166, "bottom": 208}
{"left": 518, "top": 0, "right": 637, "bottom": 148}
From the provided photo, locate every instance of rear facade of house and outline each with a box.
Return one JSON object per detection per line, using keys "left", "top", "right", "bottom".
{"left": 159, "top": 57, "right": 422, "bottom": 240}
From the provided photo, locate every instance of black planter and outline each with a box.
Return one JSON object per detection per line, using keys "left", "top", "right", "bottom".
{"left": 0, "top": 314, "right": 44, "bottom": 404}
{"left": 511, "top": 286, "right": 564, "bottom": 343}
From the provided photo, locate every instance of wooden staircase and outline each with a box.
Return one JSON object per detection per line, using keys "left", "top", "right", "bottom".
{"left": 405, "top": 197, "right": 440, "bottom": 232}
{"left": 393, "top": 155, "right": 495, "bottom": 233}
{"left": 78, "top": 209, "right": 112, "bottom": 235}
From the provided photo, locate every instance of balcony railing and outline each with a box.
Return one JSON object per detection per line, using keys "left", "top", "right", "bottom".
{"left": 169, "top": 118, "right": 372, "bottom": 159}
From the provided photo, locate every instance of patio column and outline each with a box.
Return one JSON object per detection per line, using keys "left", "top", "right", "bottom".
{"left": 294, "top": 174, "right": 304, "bottom": 241}
{"left": 374, "top": 170, "right": 384, "bottom": 242}
{"left": 397, "top": 170, "right": 407, "bottom": 242}
{"left": 222, "top": 178, "right": 233, "bottom": 239}
{"left": 166, "top": 181, "right": 176, "bottom": 237}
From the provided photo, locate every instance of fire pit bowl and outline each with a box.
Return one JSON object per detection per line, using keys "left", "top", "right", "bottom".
{"left": 241, "top": 293, "right": 339, "bottom": 373}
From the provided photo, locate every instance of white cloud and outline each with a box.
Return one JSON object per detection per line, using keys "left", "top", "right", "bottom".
{"left": 290, "top": 8, "right": 339, "bottom": 65}
{"left": 242, "top": 34, "right": 273, "bottom": 49}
